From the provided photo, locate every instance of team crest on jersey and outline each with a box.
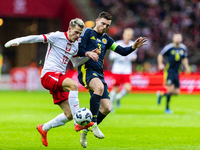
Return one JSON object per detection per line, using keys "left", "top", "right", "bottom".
{"left": 102, "top": 38, "right": 107, "bottom": 44}
{"left": 93, "top": 73, "right": 98, "bottom": 76}
{"left": 180, "top": 50, "right": 184, "bottom": 55}
{"left": 66, "top": 43, "right": 71, "bottom": 52}
{"left": 171, "top": 50, "right": 175, "bottom": 55}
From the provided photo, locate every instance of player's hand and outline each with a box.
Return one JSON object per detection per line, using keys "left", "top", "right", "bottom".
{"left": 5, "top": 39, "right": 20, "bottom": 48}
{"left": 132, "top": 37, "right": 147, "bottom": 49}
{"left": 92, "top": 48, "right": 101, "bottom": 55}
{"left": 158, "top": 63, "right": 165, "bottom": 70}
{"left": 185, "top": 67, "right": 190, "bottom": 74}
{"left": 85, "top": 51, "right": 99, "bottom": 62}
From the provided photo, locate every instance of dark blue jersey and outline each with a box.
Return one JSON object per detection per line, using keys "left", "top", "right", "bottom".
{"left": 78, "top": 28, "right": 117, "bottom": 77}
{"left": 161, "top": 43, "right": 188, "bottom": 74}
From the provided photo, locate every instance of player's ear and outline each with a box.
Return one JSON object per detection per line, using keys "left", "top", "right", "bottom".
{"left": 68, "top": 27, "right": 71, "bottom": 31}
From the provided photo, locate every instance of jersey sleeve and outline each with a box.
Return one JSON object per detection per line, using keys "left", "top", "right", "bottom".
{"left": 160, "top": 43, "right": 172, "bottom": 56}
{"left": 181, "top": 43, "right": 188, "bottom": 58}
{"left": 4, "top": 34, "right": 48, "bottom": 48}
{"left": 43, "top": 31, "right": 60, "bottom": 44}
{"left": 71, "top": 56, "right": 90, "bottom": 68}
{"left": 107, "top": 35, "right": 118, "bottom": 51}
{"left": 77, "top": 28, "right": 90, "bottom": 56}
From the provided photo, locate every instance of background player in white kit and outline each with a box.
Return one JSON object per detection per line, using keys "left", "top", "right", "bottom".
{"left": 109, "top": 28, "right": 137, "bottom": 112}
{"left": 4, "top": 18, "right": 101, "bottom": 147}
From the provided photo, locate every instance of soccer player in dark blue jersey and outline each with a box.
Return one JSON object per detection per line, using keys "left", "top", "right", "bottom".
{"left": 157, "top": 33, "right": 190, "bottom": 114}
{"left": 76, "top": 11, "right": 147, "bottom": 148}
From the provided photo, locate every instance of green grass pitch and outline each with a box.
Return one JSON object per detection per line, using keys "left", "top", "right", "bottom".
{"left": 0, "top": 91, "right": 200, "bottom": 150}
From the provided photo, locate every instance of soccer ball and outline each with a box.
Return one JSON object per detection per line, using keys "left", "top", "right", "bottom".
{"left": 74, "top": 107, "right": 93, "bottom": 126}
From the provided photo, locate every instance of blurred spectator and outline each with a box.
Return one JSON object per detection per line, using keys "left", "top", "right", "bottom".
{"left": 92, "top": 0, "right": 200, "bottom": 71}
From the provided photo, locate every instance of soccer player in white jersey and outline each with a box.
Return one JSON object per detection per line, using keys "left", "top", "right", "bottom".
{"left": 4, "top": 18, "right": 100, "bottom": 147}
{"left": 109, "top": 28, "right": 137, "bottom": 112}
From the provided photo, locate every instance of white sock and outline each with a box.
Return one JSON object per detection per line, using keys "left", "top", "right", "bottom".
{"left": 115, "top": 88, "right": 127, "bottom": 100}
{"left": 42, "top": 113, "right": 70, "bottom": 131}
{"left": 82, "top": 129, "right": 88, "bottom": 134}
{"left": 110, "top": 90, "right": 116, "bottom": 109}
{"left": 68, "top": 91, "right": 79, "bottom": 125}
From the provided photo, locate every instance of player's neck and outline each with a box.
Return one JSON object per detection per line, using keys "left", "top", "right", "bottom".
{"left": 93, "top": 27, "right": 102, "bottom": 35}
{"left": 123, "top": 39, "right": 129, "bottom": 45}
{"left": 173, "top": 43, "right": 180, "bottom": 48}
{"left": 66, "top": 31, "right": 73, "bottom": 43}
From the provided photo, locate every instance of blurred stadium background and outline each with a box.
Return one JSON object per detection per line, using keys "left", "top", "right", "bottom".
{"left": 0, "top": 0, "right": 200, "bottom": 94}
{"left": 1, "top": 1, "right": 200, "bottom": 149}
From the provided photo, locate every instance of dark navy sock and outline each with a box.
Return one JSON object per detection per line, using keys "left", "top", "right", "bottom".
{"left": 90, "top": 93, "right": 101, "bottom": 123}
{"left": 97, "top": 111, "right": 106, "bottom": 125}
{"left": 163, "top": 92, "right": 168, "bottom": 97}
{"left": 166, "top": 93, "right": 171, "bottom": 110}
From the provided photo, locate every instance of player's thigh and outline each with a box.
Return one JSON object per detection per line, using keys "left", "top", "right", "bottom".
{"left": 166, "top": 84, "right": 175, "bottom": 94}
{"left": 99, "top": 98, "right": 111, "bottom": 115}
{"left": 89, "top": 77, "right": 104, "bottom": 95}
{"left": 62, "top": 78, "right": 79, "bottom": 92}
{"left": 59, "top": 100, "right": 73, "bottom": 120}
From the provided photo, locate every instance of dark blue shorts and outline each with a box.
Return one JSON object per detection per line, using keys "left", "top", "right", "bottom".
{"left": 78, "top": 70, "right": 110, "bottom": 99}
{"left": 166, "top": 72, "right": 180, "bottom": 88}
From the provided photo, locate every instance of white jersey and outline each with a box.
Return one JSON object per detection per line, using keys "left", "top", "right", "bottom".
{"left": 41, "top": 31, "right": 78, "bottom": 77}
{"left": 109, "top": 40, "right": 137, "bottom": 74}
{"left": 5, "top": 31, "right": 89, "bottom": 77}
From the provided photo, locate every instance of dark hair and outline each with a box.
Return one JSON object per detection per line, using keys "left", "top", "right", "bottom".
{"left": 98, "top": 12, "right": 112, "bottom": 20}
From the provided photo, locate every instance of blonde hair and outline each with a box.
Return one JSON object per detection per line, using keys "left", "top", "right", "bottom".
{"left": 69, "top": 18, "right": 85, "bottom": 29}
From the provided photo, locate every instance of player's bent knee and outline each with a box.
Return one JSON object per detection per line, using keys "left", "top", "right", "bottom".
{"left": 69, "top": 82, "right": 79, "bottom": 91}
{"left": 62, "top": 79, "right": 79, "bottom": 91}
{"left": 96, "top": 84, "right": 104, "bottom": 95}
{"left": 101, "top": 106, "right": 111, "bottom": 115}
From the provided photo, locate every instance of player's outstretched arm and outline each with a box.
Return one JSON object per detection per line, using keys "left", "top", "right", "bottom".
{"left": 5, "top": 39, "right": 20, "bottom": 48}
{"left": 71, "top": 56, "right": 90, "bottom": 68}
{"left": 113, "top": 37, "right": 147, "bottom": 56}
{"left": 132, "top": 37, "right": 147, "bottom": 50}
{"left": 5, "top": 35, "right": 44, "bottom": 48}
{"left": 71, "top": 48, "right": 100, "bottom": 68}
